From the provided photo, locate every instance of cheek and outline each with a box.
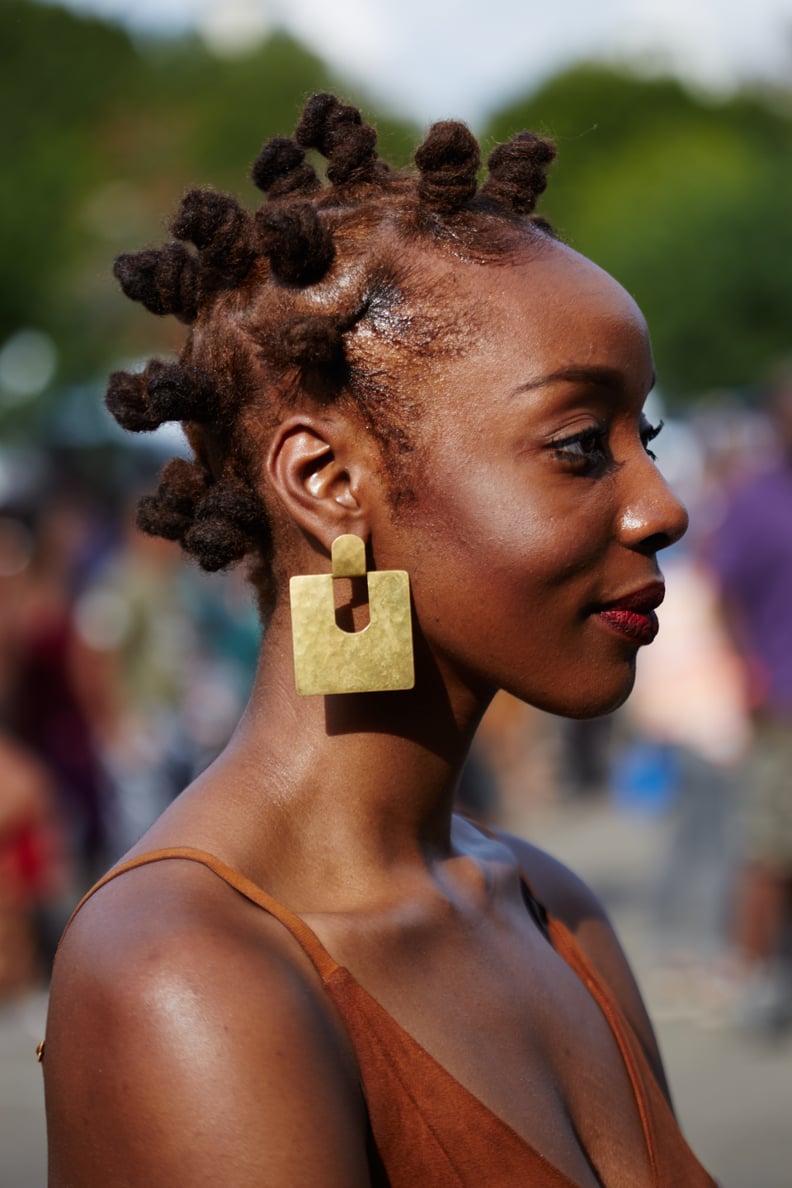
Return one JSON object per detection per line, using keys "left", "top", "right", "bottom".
{"left": 465, "top": 477, "right": 607, "bottom": 581}
{"left": 395, "top": 475, "right": 638, "bottom": 715}
{"left": 405, "top": 475, "right": 601, "bottom": 627}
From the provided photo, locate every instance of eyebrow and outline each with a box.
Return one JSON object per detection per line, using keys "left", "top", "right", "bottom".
{"left": 511, "top": 365, "right": 656, "bottom": 396}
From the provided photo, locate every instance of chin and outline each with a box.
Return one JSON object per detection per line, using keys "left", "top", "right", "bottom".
{"left": 572, "top": 675, "right": 637, "bottom": 719}
{"left": 562, "top": 690, "right": 632, "bottom": 720}
{"left": 513, "top": 662, "right": 637, "bottom": 720}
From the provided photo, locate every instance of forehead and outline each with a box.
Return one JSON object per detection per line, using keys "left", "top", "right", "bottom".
{"left": 439, "top": 238, "right": 651, "bottom": 382}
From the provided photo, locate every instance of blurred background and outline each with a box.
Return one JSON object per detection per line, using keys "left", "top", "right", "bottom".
{"left": 2, "top": 0, "right": 792, "bottom": 1183}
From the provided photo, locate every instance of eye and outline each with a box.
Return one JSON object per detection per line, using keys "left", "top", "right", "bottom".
{"left": 640, "top": 417, "right": 664, "bottom": 462}
{"left": 550, "top": 425, "right": 610, "bottom": 473}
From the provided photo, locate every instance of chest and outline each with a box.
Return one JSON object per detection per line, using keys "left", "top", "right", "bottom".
{"left": 321, "top": 904, "right": 656, "bottom": 1188}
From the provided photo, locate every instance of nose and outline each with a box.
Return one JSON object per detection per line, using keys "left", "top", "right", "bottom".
{"left": 617, "top": 463, "right": 689, "bottom": 554}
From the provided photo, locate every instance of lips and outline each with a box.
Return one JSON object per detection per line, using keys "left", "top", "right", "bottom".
{"left": 593, "top": 582, "right": 665, "bottom": 646}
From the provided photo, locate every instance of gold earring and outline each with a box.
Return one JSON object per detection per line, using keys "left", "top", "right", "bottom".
{"left": 289, "top": 534, "right": 414, "bottom": 696}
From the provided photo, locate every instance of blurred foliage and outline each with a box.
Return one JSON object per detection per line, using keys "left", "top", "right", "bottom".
{"left": 2, "top": 4, "right": 792, "bottom": 438}
{"left": 0, "top": 0, "right": 416, "bottom": 435}
{"left": 486, "top": 66, "right": 792, "bottom": 400}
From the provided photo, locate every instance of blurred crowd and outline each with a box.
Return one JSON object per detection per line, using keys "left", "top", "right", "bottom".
{"left": 0, "top": 449, "right": 260, "bottom": 995}
{"left": 1, "top": 372, "right": 791, "bottom": 1035}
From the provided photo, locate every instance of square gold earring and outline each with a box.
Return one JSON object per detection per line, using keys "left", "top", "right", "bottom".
{"left": 289, "top": 534, "right": 414, "bottom": 695}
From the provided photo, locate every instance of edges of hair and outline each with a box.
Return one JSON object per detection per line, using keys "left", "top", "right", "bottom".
{"left": 105, "top": 369, "right": 160, "bottom": 432}
{"left": 113, "top": 244, "right": 198, "bottom": 323}
{"left": 295, "top": 93, "right": 380, "bottom": 186}
{"left": 138, "top": 460, "right": 268, "bottom": 574}
{"left": 414, "top": 121, "right": 480, "bottom": 215}
{"left": 251, "top": 136, "right": 321, "bottom": 198}
{"left": 171, "top": 189, "right": 256, "bottom": 289}
{"left": 146, "top": 362, "right": 223, "bottom": 423}
{"left": 136, "top": 458, "right": 209, "bottom": 541}
{"left": 254, "top": 203, "right": 335, "bottom": 286}
{"left": 182, "top": 483, "right": 265, "bottom": 572}
{"left": 481, "top": 132, "right": 557, "bottom": 215}
{"left": 105, "top": 362, "right": 223, "bottom": 432}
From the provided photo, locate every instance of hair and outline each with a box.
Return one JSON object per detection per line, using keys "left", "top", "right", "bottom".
{"left": 107, "top": 94, "right": 556, "bottom": 612}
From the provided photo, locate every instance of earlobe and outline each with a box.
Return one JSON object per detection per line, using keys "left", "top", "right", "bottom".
{"left": 266, "top": 414, "right": 369, "bottom": 551}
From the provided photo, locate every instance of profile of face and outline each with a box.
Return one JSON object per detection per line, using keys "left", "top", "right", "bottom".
{"left": 363, "top": 237, "right": 688, "bottom": 720}
{"left": 106, "top": 93, "right": 686, "bottom": 723}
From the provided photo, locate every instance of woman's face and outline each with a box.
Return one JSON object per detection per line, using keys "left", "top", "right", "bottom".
{"left": 372, "top": 238, "right": 688, "bottom": 718}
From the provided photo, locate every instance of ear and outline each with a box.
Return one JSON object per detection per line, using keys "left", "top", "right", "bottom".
{"left": 265, "top": 412, "right": 376, "bottom": 553}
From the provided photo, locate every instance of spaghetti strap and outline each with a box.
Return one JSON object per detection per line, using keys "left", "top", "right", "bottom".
{"left": 59, "top": 847, "right": 341, "bottom": 983}
{"left": 546, "top": 914, "right": 660, "bottom": 1183}
{"left": 44, "top": 847, "right": 719, "bottom": 1186}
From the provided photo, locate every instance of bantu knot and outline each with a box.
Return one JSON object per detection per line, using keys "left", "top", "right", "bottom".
{"left": 414, "top": 121, "right": 480, "bottom": 215}
{"left": 251, "top": 136, "right": 320, "bottom": 199}
{"left": 171, "top": 189, "right": 255, "bottom": 286}
{"left": 136, "top": 458, "right": 210, "bottom": 542}
{"left": 480, "top": 132, "right": 557, "bottom": 215}
{"left": 105, "top": 369, "right": 161, "bottom": 432}
{"left": 295, "top": 93, "right": 379, "bottom": 186}
{"left": 113, "top": 243, "right": 199, "bottom": 323}
{"left": 146, "top": 361, "right": 222, "bottom": 423}
{"left": 182, "top": 483, "right": 262, "bottom": 572}
{"left": 254, "top": 203, "right": 335, "bottom": 286}
{"left": 276, "top": 315, "right": 347, "bottom": 370}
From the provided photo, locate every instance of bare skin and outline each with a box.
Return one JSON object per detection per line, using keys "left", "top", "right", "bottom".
{"left": 45, "top": 240, "right": 688, "bottom": 1187}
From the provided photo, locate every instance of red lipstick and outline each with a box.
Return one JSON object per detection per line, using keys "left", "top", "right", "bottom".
{"left": 594, "top": 582, "right": 665, "bottom": 646}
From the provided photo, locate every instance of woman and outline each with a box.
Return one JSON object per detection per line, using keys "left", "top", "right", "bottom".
{"left": 42, "top": 95, "right": 714, "bottom": 1186}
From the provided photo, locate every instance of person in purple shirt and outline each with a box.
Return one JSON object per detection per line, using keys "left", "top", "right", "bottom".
{"left": 710, "top": 366, "right": 792, "bottom": 1030}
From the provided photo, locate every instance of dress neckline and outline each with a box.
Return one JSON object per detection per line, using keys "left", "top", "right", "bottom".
{"left": 58, "top": 843, "right": 661, "bottom": 1186}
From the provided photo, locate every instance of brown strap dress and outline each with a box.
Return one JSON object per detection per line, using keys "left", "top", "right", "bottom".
{"left": 56, "top": 847, "right": 718, "bottom": 1187}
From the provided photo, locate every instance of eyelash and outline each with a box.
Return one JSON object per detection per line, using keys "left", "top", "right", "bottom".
{"left": 552, "top": 426, "right": 608, "bottom": 470}
{"left": 641, "top": 418, "right": 664, "bottom": 461}
{"left": 551, "top": 419, "right": 664, "bottom": 470}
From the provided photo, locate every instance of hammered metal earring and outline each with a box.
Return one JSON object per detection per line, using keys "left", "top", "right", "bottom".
{"left": 289, "top": 534, "right": 414, "bottom": 695}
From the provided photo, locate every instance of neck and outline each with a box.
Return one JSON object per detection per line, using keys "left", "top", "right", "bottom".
{"left": 214, "top": 604, "right": 493, "bottom": 871}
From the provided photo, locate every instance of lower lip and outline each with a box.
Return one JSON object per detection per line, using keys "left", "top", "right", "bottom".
{"left": 596, "top": 608, "right": 658, "bottom": 645}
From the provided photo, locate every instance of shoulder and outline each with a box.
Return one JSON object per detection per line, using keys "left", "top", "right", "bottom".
{"left": 496, "top": 830, "right": 609, "bottom": 935}
{"left": 45, "top": 855, "right": 371, "bottom": 1187}
{"left": 491, "top": 827, "right": 672, "bottom": 1102}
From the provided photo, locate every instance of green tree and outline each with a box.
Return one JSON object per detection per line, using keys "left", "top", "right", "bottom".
{"left": 487, "top": 67, "right": 792, "bottom": 399}
{"left": 0, "top": 1, "right": 416, "bottom": 436}
{"left": 0, "top": 0, "right": 137, "bottom": 342}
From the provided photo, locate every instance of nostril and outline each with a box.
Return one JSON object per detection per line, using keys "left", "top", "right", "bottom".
{"left": 619, "top": 482, "right": 689, "bottom": 554}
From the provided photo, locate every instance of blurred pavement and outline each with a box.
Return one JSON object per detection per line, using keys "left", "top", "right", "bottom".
{"left": 1, "top": 798, "right": 790, "bottom": 1187}
{"left": 523, "top": 799, "right": 792, "bottom": 1188}
{"left": 1, "top": 989, "right": 46, "bottom": 1188}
